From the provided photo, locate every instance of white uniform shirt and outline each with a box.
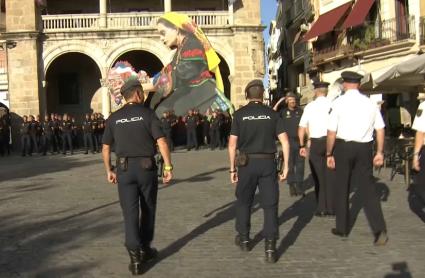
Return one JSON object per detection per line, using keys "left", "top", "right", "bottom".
{"left": 328, "top": 89, "right": 385, "bottom": 142}
{"left": 412, "top": 101, "right": 425, "bottom": 132}
{"left": 299, "top": 96, "right": 331, "bottom": 138}
{"left": 412, "top": 101, "right": 425, "bottom": 145}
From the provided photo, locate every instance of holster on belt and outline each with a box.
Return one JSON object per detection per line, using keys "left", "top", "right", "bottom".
{"left": 140, "top": 157, "right": 154, "bottom": 170}
{"left": 117, "top": 157, "right": 128, "bottom": 172}
{"left": 236, "top": 152, "right": 249, "bottom": 167}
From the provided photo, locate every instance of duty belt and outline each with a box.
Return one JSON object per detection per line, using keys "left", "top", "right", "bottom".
{"left": 247, "top": 153, "right": 276, "bottom": 159}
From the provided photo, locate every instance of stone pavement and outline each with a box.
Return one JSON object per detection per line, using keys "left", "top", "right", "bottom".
{"left": 0, "top": 149, "right": 424, "bottom": 278}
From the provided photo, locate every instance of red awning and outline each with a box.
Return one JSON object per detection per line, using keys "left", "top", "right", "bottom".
{"left": 302, "top": 2, "right": 352, "bottom": 41}
{"left": 342, "top": 0, "right": 375, "bottom": 29}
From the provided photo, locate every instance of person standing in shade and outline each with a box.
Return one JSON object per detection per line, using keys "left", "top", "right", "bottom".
{"left": 326, "top": 71, "right": 388, "bottom": 246}
{"left": 184, "top": 109, "right": 199, "bottom": 151}
{"left": 299, "top": 81, "right": 335, "bottom": 217}
{"left": 28, "top": 115, "right": 39, "bottom": 155}
{"left": 82, "top": 113, "right": 95, "bottom": 154}
{"left": 102, "top": 78, "right": 173, "bottom": 275}
{"left": 60, "top": 114, "right": 74, "bottom": 155}
{"left": 40, "top": 115, "right": 54, "bottom": 155}
{"left": 277, "top": 92, "right": 304, "bottom": 196}
{"left": 209, "top": 110, "right": 222, "bottom": 150}
{"left": 228, "top": 79, "right": 289, "bottom": 263}
{"left": 160, "top": 111, "right": 174, "bottom": 152}
{"left": 20, "top": 115, "right": 31, "bottom": 156}
{"left": 412, "top": 99, "right": 425, "bottom": 185}
{"left": 90, "top": 113, "right": 99, "bottom": 152}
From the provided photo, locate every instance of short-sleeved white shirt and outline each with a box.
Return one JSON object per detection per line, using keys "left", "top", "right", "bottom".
{"left": 299, "top": 96, "right": 331, "bottom": 138}
{"left": 328, "top": 89, "right": 385, "bottom": 142}
{"left": 412, "top": 101, "right": 425, "bottom": 133}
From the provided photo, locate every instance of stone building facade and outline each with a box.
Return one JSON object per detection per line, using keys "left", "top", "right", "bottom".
{"left": 0, "top": 0, "right": 265, "bottom": 118}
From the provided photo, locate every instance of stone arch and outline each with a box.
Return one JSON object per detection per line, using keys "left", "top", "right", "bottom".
{"left": 105, "top": 38, "right": 171, "bottom": 69}
{"left": 208, "top": 37, "right": 235, "bottom": 76}
{"left": 43, "top": 41, "right": 106, "bottom": 76}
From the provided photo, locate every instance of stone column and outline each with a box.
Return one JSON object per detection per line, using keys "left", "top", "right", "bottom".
{"left": 100, "top": 78, "right": 111, "bottom": 119}
{"left": 5, "top": 0, "right": 41, "bottom": 117}
{"left": 164, "top": 0, "right": 172, "bottom": 12}
{"left": 228, "top": 0, "right": 234, "bottom": 25}
{"left": 99, "top": 0, "right": 107, "bottom": 28}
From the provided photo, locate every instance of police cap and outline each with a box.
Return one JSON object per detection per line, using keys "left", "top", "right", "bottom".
{"left": 313, "top": 81, "right": 330, "bottom": 89}
{"left": 120, "top": 77, "right": 143, "bottom": 97}
{"left": 245, "top": 79, "right": 264, "bottom": 94}
{"left": 341, "top": 71, "right": 363, "bottom": 83}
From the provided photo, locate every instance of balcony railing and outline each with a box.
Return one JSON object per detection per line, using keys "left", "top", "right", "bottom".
{"left": 285, "top": 0, "right": 313, "bottom": 24}
{"left": 293, "top": 41, "right": 308, "bottom": 60}
{"left": 42, "top": 11, "right": 230, "bottom": 32}
{"left": 313, "top": 16, "right": 416, "bottom": 65}
{"left": 421, "top": 16, "right": 425, "bottom": 45}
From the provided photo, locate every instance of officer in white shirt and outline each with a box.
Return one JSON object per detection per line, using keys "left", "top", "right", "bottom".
{"left": 326, "top": 71, "right": 388, "bottom": 246}
{"left": 299, "top": 81, "right": 335, "bottom": 217}
{"left": 412, "top": 100, "right": 425, "bottom": 184}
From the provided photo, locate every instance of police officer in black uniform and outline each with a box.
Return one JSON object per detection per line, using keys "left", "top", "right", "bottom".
{"left": 209, "top": 110, "right": 222, "bottom": 150}
{"left": 228, "top": 79, "right": 290, "bottom": 263}
{"left": 82, "top": 113, "right": 95, "bottom": 154}
{"left": 327, "top": 71, "right": 388, "bottom": 246}
{"left": 185, "top": 109, "right": 199, "bottom": 151}
{"left": 28, "top": 115, "right": 39, "bottom": 155}
{"left": 60, "top": 114, "right": 74, "bottom": 155}
{"left": 412, "top": 98, "right": 425, "bottom": 185}
{"left": 160, "top": 111, "right": 174, "bottom": 152}
{"left": 102, "top": 78, "right": 173, "bottom": 275}
{"left": 40, "top": 115, "right": 55, "bottom": 155}
{"left": 20, "top": 115, "right": 31, "bottom": 156}
{"left": 278, "top": 92, "right": 305, "bottom": 196}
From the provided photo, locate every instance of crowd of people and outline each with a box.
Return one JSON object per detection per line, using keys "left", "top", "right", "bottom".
{"left": 18, "top": 112, "right": 105, "bottom": 156}
{"left": 160, "top": 108, "right": 232, "bottom": 152}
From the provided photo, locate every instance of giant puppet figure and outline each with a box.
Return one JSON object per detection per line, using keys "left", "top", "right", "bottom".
{"left": 106, "top": 12, "right": 232, "bottom": 116}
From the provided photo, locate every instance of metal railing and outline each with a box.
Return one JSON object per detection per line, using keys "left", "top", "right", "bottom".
{"left": 285, "top": 0, "right": 312, "bottom": 24}
{"left": 293, "top": 41, "right": 308, "bottom": 60}
{"left": 313, "top": 16, "right": 416, "bottom": 64}
{"left": 42, "top": 11, "right": 230, "bottom": 32}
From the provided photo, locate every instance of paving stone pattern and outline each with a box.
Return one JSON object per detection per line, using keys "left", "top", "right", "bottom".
{"left": 0, "top": 150, "right": 424, "bottom": 277}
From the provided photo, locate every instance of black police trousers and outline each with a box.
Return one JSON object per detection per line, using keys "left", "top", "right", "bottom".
{"left": 309, "top": 138, "right": 335, "bottom": 213}
{"left": 288, "top": 138, "right": 305, "bottom": 186}
{"left": 236, "top": 158, "right": 279, "bottom": 239}
{"left": 62, "top": 132, "right": 73, "bottom": 154}
{"left": 209, "top": 127, "right": 221, "bottom": 149}
{"left": 41, "top": 134, "right": 54, "bottom": 154}
{"left": 186, "top": 127, "right": 198, "bottom": 149}
{"left": 117, "top": 158, "right": 158, "bottom": 250}
{"left": 414, "top": 148, "right": 425, "bottom": 186}
{"left": 334, "top": 141, "right": 386, "bottom": 234}
{"left": 83, "top": 132, "right": 95, "bottom": 153}
{"left": 21, "top": 134, "right": 31, "bottom": 155}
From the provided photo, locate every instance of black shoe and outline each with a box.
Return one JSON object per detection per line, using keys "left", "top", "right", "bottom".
{"left": 141, "top": 246, "right": 158, "bottom": 262}
{"left": 325, "top": 212, "right": 335, "bottom": 218}
{"left": 374, "top": 231, "right": 388, "bottom": 246}
{"left": 21, "top": 153, "right": 26, "bottom": 157}
{"left": 84, "top": 151, "right": 88, "bottom": 154}
{"left": 235, "top": 234, "right": 251, "bottom": 252}
{"left": 127, "top": 248, "right": 142, "bottom": 275}
{"left": 331, "top": 228, "right": 348, "bottom": 238}
{"left": 265, "top": 239, "right": 277, "bottom": 263}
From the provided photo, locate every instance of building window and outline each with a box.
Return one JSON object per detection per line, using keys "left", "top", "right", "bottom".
{"left": 58, "top": 73, "right": 80, "bottom": 105}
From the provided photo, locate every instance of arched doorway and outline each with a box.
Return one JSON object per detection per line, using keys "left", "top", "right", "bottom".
{"left": 217, "top": 54, "right": 231, "bottom": 100}
{"left": 46, "top": 53, "right": 102, "bottom": 120}
{"left": 112, "top": 50, "right": 163, "bottom": 77}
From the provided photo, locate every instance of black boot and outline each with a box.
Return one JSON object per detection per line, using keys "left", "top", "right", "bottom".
{"left": 141, "top": 244, "right": 158, "bottom": 262}
{"left": 235, "top": 234, "right": 251, "bottom": 252}
{"left": 265, "top": 239, "right": 277, "bottom": 263}
{"left": 127, "top": 248, "right": 142, "bottom": 275}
